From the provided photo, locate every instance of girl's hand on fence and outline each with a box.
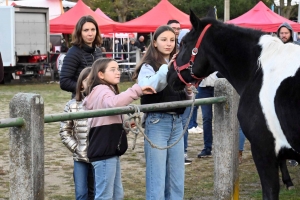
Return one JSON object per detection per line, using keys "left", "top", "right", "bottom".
{"left": 168, "top": 53, "right": 177, "bottom": 69}
{"left": 141, "top": 86, "right": 156, "bottom": 95}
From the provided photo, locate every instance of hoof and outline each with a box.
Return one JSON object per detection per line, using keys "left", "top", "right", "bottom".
{"left": 287, "top": 185, "right": 295, "bottom": 190}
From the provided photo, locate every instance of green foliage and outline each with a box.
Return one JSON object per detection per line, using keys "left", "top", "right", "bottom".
{"left": 88, "top": 0, "right": 159, "bottom": 22}
{"left": 79, "top": 0, "right": 285, "bottom": 22}
{"left": 171, "top": 0, "right": 273, "bottom": 20}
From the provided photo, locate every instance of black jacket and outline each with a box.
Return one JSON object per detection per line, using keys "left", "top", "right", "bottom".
{"left": 60, "top": 44, "right": 102, "bottom": 98}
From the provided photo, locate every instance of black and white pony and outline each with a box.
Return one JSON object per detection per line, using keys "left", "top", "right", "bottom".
{"left": 167, "top": 11, "right": 300, "bottom": 200}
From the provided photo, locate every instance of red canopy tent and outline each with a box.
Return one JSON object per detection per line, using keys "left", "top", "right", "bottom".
{"left": 95, "top": 8, "right": 112, "bottom": 21}
{"left": 227, "top": 1, "right": 300, "bottom": 32}
{"left": 115, "top": 0, "right": 191, "bottom": 33}
{"left": 50, "top": 0, "right": 120, "bottom": 34}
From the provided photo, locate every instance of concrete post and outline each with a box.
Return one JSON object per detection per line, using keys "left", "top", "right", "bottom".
{"left": 213, "top": 78, "right": 239, "bottom": 200}
{"left": 9, "top": 93, "right": 44, "bottom": 199}
{"left": 135, "top": 48, "right": 141, "bottom": 64}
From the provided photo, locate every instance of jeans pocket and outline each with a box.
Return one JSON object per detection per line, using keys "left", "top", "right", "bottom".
{"left": 148, "top": 113, "right": 162, "bottom": 124}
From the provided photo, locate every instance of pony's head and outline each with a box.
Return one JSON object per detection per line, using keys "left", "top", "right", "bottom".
{"left": 167, "top": 9, "right": 217, "bottom": 91}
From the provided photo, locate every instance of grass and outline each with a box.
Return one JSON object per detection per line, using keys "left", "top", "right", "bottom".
{"left": 0, "top": 81, "right": 300, "bottom": 199}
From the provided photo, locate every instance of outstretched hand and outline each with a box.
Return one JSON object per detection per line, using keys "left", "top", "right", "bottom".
{"left": 168, "top": 53, "right": 177, "bottom": 69}
{"left": 141, "top": 86, "right": 156, "bottom": 95}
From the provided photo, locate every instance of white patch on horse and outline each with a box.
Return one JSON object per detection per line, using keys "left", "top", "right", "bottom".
{"left": 258, "top": 35, "right": 300, "bottom": 155}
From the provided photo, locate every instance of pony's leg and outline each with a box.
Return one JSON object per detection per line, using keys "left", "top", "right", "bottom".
{"left": 279, "top": 160, "right": 294, "bottom": 190}
{"left": 251, "top": 143, "right": 280, "bottom": 200}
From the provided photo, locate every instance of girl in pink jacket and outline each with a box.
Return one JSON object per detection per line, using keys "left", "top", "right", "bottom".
{"left": 83, "top": 57, "right": 155, "bottom": 199}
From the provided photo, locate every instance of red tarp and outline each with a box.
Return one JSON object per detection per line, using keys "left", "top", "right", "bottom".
{"left": 50, "top": 0, "right": 120, "bottom": 33}
{"left": 115, "top": 0, "right": 191, "bottom": 33}
{"left": 227, "top": 1, "right": 300, "bottom": 32}
{"left": 95, "top": 8, "right": 112, "bottom": 21}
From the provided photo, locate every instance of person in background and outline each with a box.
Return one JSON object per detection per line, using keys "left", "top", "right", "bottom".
{"left": 135, "top": 35, "right": 146, "bottom": 52}
{"left": 83, "top": 58, "right": 156, "bottom": 199}
{"left": 239, "top": 126, "right": 246, "bottom": 164}
{"left": 177, "top": 28, "right": 195, "bottom": 165}
{"left": 100, "top": 46, "right": 106, "bottom": 57}
{"left": 60, "top": 15, "right": 103, "bottom": 98}
{"left": 167, "top": 19, "right": 181, "bottom": 48}
{"left": 277, "top": 22, "right": 299, "bottom": 167}
{"left": 59, "top": 67, "right": 94, "bottom": 200}
{"left": 196, "top": 71, "right": 222, "bottom": 158}
{"left": 133, "top": 25, "right": 193, "bottom": 199}
{"left": 114, "top": 39, "right": 123, "bottom": 60}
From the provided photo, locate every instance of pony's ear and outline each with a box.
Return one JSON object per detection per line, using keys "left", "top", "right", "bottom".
{"left": 190, "top": 9, "right": 200, "bottom": 29}
{"left": 206, "top": 7, "right": 216, "bottom": 19}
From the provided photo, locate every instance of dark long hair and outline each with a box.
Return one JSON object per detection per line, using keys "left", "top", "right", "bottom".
{"left": 85, "top": 58, "right": 120, "bottom": 96}
{"left": 71, "top": 15, "right": 102, "bottom": 47}
{"left": 75, "top": 67, "right": 91, "bottom": 101}
{"left": 132, "top": 25, "right": 176, "bottom": 80}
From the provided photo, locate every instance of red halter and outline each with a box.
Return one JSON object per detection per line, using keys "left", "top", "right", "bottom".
{"left": 173, "top": 24, "right": 212, "bottom": 87}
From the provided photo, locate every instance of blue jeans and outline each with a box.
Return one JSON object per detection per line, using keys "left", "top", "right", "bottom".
{"left": 198, "top": 87, "right": 214, "bottom": 150}
{"left": 182, "top": 107, "right": 191, "bottom": 153}
{"left": 188, "top": 86, "right": 202, "bottom": 129}
{"left": 92, "top": 156, "right": 124, "bottom": 200}
{"left": 239, "top": 126, "right": 246, "bottom": 151}
{"left": 73, "top": 161, "right": 94, "bottom": 200}
{"left": 144, "top": 112, "right": 185, "bottom": 200}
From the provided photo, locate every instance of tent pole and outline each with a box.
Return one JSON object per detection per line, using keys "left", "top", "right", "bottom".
{"left": 298, "top": 2, "right": 300, "bottom": 23}
{"left": 113, "top": 34, "right": 115, "bottom": 59}
{"left": 224, "top": 0, "right": 230, "bottom": 21}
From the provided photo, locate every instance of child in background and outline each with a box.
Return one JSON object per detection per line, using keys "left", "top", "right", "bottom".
{"left": 59, "top": 67, "right": 94, "bottom": 200}
{"left": 132, "top": 25, "right": 193, "bottom": 199}
{"left": 83, "top": 57, "right": 156, "bottom": 199}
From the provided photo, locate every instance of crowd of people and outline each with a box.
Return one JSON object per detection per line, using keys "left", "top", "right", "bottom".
{"left": 58, "top": 14, "right": 298, "bottom": 200}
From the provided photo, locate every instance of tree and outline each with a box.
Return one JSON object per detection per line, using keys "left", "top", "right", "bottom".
{"left": 86, "top": 0, "right": 159, "bottom": 22}
{"left": 73, "top": 0, "right": 295, "bottom": 22}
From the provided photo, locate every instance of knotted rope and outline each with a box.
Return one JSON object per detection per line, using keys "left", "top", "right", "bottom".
{"left": 123, "top": 86, "right": 198, "bottom": 150}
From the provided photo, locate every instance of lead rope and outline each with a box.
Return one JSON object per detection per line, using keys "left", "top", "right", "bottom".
{"left": 123, "top": 86, "right": 198, "bottom": 150}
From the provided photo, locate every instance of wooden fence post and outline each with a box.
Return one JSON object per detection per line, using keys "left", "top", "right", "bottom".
{"left": 213, "top": 78, "right": 239, "bottom": 200}
{"left": 9, "top": 93, "right": 44, "bottom": 199}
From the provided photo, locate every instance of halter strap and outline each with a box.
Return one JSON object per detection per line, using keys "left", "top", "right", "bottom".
{"left": 173, "top": 24, "right": 212, "bottom": 87}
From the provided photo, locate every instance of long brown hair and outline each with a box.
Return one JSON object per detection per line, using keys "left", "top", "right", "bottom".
{"left": 71, "top": 15, "right": 102, "bottom": 47}
{"left": 85, "top": 58, "right": 120, "bottom": 96}
{"left": 75, "top": 67, "right": 91, "bottom": 101}
{"left": 132, "top": 25, "right": 176, "bottom": 80}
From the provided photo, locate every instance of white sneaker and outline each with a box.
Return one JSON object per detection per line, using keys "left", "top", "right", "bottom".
{"left": 188, "top": 127, "right": 198, "bottom": 134}
{"left": 188, "top": 126, "right": 203, "bottom": 134}
{"left": 184, "top": 153, "right": 192, "bottom": 165}
{"left": 195, "top": 126, "right": 203, "bottom": 134}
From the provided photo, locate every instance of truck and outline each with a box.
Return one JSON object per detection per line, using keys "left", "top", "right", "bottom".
{"left": 0, "top": 5, "right": 49, "bottom": 83}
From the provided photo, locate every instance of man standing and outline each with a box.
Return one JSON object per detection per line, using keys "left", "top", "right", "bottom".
{"left": 167, "top": 20, "right": 181, "bottom": 49}
{"left": 277, "top": 22, "right": 295, "bottom": 44}
{"left": 135, "top": 36, "right": 146, "bottom": 52}
{"left": 167, "top": 20, "right": 181, "bottom": 39}
{"left": 277, "top": 22, "right": 299, "bottom": 167}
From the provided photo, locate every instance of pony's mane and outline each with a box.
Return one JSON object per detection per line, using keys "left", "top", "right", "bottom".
{"left": 258, "top": 35, "right": 300, "bottom": 73}
{"left": 200, "top": 17, "right": 264, "bottom": 39}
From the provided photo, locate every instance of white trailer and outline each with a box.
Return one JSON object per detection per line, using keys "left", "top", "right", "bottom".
{"left": 0, "top": 5, "right": 49, "bottom": 83}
